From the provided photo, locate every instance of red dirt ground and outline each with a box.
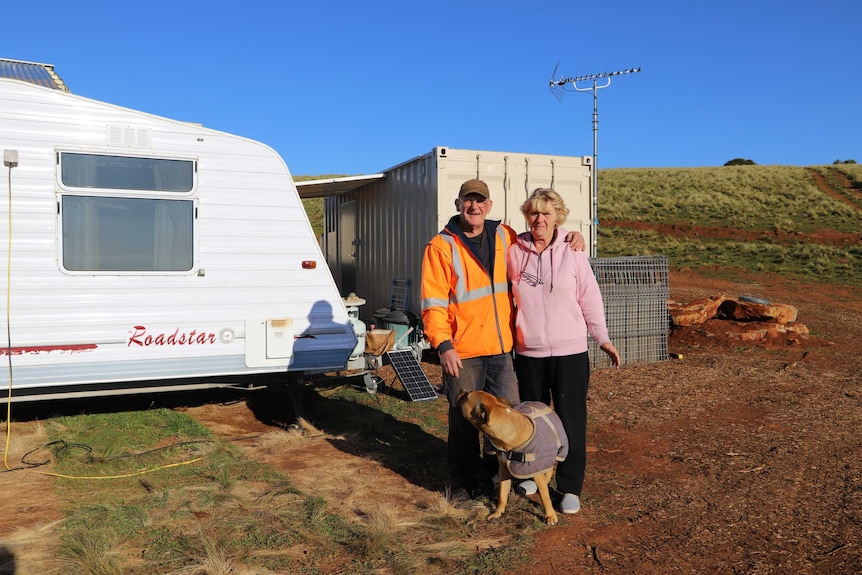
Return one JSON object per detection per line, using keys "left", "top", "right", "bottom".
{"left": 603, "top": 219, "right": 862, "bottom": 247}
{"left": 2, "top": 271, "right": 860, "bottom": 573}
{"left": 508, "top": 269, "right": 862, "bottom": 574}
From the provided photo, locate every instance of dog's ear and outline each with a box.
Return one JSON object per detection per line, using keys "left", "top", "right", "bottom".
{"left": 456, "top": 389, "right": 469, "bottom": 404}
{"left": 473, "top": 402, "right": 490, "bottom": 424}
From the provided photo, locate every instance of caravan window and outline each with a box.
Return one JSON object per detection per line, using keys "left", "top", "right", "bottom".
{"left": 60, "top": 153, "right": 194, "bottom": 192}
{"left": 61, "top": 196, "right": 194, "bottom": 272}
{"left": 58, "top": 152, "right": 196, "bottom": 273}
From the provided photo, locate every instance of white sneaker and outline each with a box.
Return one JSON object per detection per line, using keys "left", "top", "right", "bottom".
{"left": 560, "top": 493, "right": 581, "bottom": 514}
{"left": 514, "top": 479, "right": 537, "bottom": 496}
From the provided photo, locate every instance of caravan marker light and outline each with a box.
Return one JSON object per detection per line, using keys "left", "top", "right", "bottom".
{"left": 301, "top": 260, "right": 317, "bottom": 269}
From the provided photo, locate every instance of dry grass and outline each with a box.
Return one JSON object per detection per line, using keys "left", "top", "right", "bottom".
{"left": 599, "top": 165, "right": 862, "bottom": 232}
{"left": 163, "top": 532, "right": 243, "bottom": 575}
{"left": 57, "top": 528, "right": 122, "bottom": 575}
{"left": 2, "top": 421, "right": 48, "bottom": 468}
{"left": 0, "top": 519, "right": 65, "bottom": 575}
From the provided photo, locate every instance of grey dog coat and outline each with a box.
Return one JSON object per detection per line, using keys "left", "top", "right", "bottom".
{"left": 490, "top": 401, "right": 569, "bottom": 479}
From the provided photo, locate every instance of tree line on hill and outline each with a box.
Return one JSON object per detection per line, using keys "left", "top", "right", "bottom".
{"left": 724, "top": 157, "right": 856, "bottom": 166}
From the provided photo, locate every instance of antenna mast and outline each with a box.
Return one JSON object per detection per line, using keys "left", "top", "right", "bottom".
{"left": 550, "top": 66, "right": 640, "bottom": 257}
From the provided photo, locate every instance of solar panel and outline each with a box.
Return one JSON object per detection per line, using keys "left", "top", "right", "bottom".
{"left": 385, "top": 349, "right": 438, "bottom": 402}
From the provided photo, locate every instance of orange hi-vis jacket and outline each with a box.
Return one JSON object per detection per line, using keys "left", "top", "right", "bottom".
{"left": 421, "top": 216, "right": 517, "bottom": 360}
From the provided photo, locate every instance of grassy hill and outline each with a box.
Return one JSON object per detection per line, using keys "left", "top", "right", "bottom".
{"left": 596, "top": 164, "right": 862, "bottom": 286}
{"left": 294, "top": 174, "right": 328, "bottom": 237}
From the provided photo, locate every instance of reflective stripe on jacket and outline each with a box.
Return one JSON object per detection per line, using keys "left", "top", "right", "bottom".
{"left": 421, "top": 216, "right": 517, "bottom": 359}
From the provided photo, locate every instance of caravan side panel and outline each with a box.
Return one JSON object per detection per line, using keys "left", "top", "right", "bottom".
{"left": 0, "top": 79, "right": 354, "bottom": 400}
{"left": 357, "top": 153, "right": 439, "bottom": 319}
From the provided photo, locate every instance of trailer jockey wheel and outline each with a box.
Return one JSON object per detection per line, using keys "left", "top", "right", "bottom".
{"left": 363, "top": 373, "right": 383, "bottom": 394}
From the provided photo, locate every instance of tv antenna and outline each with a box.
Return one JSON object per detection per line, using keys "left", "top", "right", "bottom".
{"left": 549, "top": 65, "right": 640, "bottom": 257}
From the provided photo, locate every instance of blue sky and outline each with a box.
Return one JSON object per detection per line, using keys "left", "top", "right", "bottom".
{"left": 3, "top": 0, "right": 860, "bottom": 176}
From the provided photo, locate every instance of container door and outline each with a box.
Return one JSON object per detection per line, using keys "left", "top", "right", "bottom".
{"left": 339, "top": 200, "right": 357, "bottom": 296}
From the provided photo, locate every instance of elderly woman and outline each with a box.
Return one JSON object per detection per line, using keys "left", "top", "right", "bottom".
{"left": 507, "top": 188, "right": 620, "bottom": 514}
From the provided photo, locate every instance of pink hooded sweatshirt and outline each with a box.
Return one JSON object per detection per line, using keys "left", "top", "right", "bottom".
{"left": 507, "top": 228, "right": 611, "bottom": 358}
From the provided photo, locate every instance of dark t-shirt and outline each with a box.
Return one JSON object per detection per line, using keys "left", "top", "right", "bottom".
{"left": 468, "top": 230, "right": 491, "bottom": 271}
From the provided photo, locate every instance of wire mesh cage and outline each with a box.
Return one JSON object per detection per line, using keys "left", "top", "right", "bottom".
{"left": 588, "top": 255, "right": 670, "bottom": 368}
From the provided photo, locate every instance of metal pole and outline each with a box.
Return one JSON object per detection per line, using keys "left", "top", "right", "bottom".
{"left": 572, "top": 77, "right": 609, "bottom": 257}
{"left": 550, "top": 67, "right": 640, "bottom": 258}
{"left": 593, "top": 83, "right": 598, "bottom": 257}
{"left": 593, "top": 85, "right": 598, "bottom": 254}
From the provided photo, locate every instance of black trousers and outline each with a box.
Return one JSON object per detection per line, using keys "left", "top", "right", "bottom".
{"left": 514, "top": 351, "right": 590, "bottom": 496}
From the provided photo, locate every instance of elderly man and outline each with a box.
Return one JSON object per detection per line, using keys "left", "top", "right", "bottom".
{"left": 421, "top": 179, "right": 585, "bottom": 498}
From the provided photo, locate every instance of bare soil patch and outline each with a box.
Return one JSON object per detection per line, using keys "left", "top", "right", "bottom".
{"left": 2, "top": 268, "right": 860, "bottom": 574}
{"left": 604, "top": 219, "right": 862, "bottom": 246}
{"left": 808, "top": 167, "right": 862, "bottom": 211}
{"left": 507, "top": 270, "right": 862, "bottom": 574}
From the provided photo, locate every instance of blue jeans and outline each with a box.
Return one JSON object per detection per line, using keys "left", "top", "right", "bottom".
{"left": 443, "top": 353, "right": 520, "bottom": 492}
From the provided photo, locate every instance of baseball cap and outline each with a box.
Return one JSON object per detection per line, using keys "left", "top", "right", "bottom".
{"left": 458, "top": 179, "right": 490, "bottom": 200}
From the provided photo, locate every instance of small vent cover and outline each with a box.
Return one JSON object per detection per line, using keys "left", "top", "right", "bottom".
{"left": 107, "top": 125, "right": 151, "bottom": 148}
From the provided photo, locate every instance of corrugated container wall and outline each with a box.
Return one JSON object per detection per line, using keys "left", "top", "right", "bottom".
{"left": 324, "top": 147, "right": 593, "bottom": 323}
{"left": 360, "top": 153, "right": 439, "bottom": 319}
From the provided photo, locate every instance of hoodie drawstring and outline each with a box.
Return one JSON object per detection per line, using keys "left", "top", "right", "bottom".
{"left": 519, "top": 232, "right": 556, "bottom": 292}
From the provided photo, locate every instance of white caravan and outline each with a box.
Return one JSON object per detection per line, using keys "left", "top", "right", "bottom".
{"left": 0, "top": 77, "right": 356, "bottom": 402}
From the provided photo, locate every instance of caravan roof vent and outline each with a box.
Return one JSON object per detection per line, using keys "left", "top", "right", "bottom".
{"left": 108, "top": 125, "right": 151, "bottom": 149}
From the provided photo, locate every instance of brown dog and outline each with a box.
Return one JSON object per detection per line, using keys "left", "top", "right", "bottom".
{"left": 457, "top": 390, "right": 568, "bottom": 525}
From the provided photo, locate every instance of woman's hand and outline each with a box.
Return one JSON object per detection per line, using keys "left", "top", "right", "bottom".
{"left": 601, "top": 342, "right": 621, "bottom": 367}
